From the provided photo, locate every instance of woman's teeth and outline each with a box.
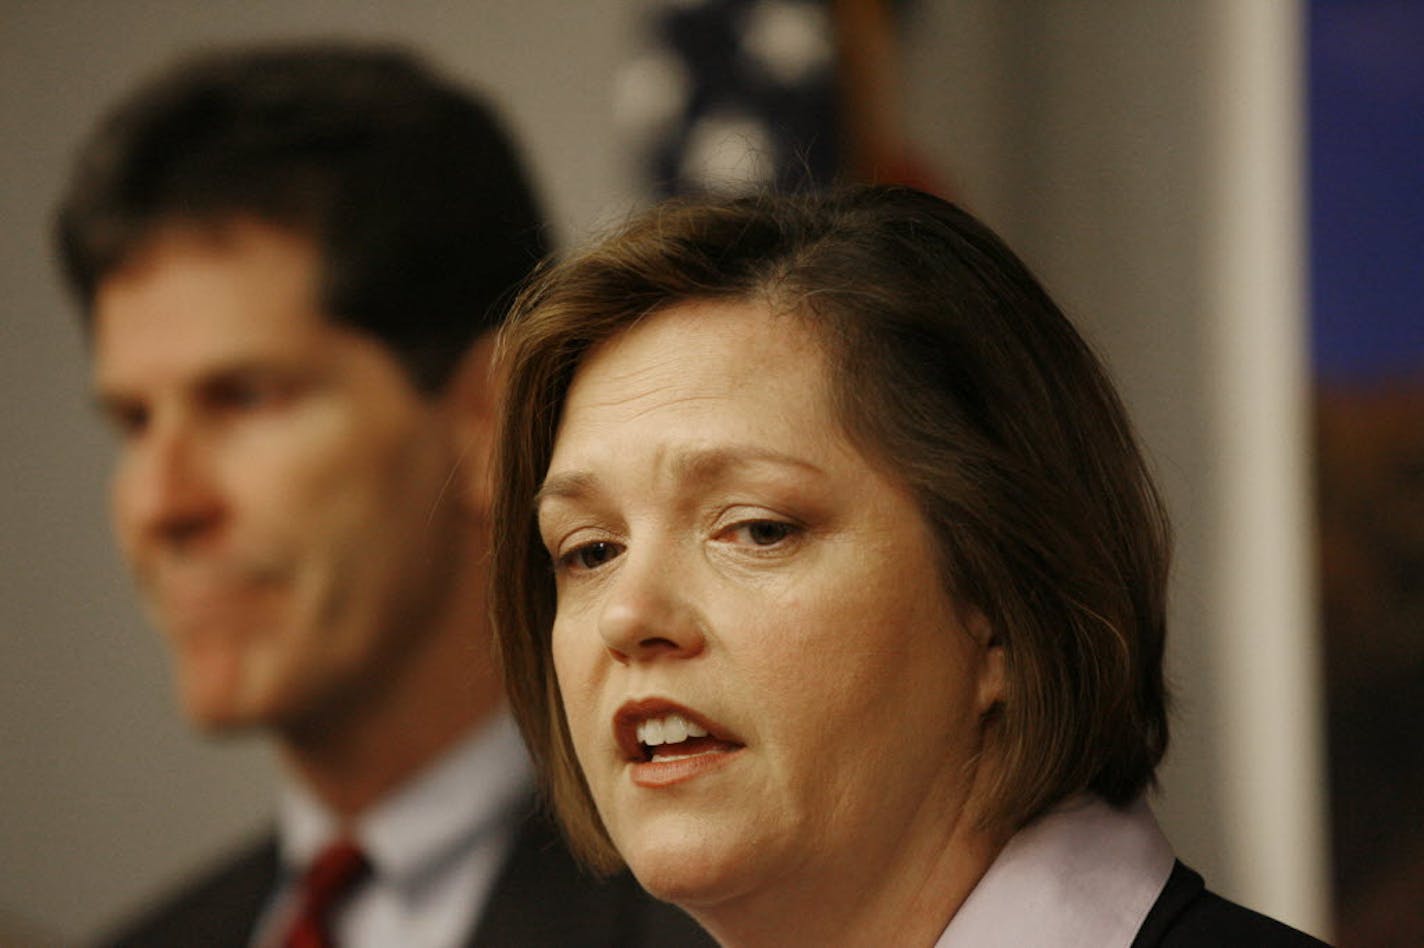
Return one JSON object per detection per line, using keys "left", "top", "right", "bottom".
{"left": 636, "top": 713, "right": 709, "bottom": 748}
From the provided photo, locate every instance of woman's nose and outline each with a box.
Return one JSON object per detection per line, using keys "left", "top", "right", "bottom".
{"left": 597, "top": 548, "right": 706, "bottom": 664}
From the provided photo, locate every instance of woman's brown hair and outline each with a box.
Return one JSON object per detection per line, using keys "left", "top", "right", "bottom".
{"left": 491, "top": 186, "right": 1171, "bottom": 872}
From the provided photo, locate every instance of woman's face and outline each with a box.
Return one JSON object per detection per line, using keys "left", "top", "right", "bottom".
{"left": 538, "top": 299, "right": 1003, "bottom": 917}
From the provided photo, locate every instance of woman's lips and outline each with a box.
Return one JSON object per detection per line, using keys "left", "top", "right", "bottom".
{"left": 630, "top": 744, "right": 741, "bottom": 788}
{"left": 613, "top": 698, "right": 745, "bottom": 783}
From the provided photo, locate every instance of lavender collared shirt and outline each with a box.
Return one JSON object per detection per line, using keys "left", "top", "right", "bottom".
{"left": 935, "top": 795, "right": 1176, "bottom": 948}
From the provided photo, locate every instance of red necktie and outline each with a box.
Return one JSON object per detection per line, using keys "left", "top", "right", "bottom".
{"left": 281, "top": 838, "right": 372, "bottom": 948}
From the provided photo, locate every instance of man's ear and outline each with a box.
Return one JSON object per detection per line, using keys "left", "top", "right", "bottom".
{"left": 440, "top": 332, "right": 500, "bottom": 521}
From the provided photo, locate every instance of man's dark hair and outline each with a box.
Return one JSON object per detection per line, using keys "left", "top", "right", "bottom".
{"left": 55, "top": 42, "right": 550, "bottom": 391}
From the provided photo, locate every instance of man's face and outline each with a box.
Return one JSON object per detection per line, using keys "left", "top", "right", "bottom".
{"left": 93, "top": 220, "right": 474, "bottom": 733}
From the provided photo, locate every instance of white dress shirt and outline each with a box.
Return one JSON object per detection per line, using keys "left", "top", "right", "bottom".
{"left": 253, "top": 712, "right": 534, "bottom": 948}
{"left": 935, "top": 795, "right": 1177, "bottom": 948}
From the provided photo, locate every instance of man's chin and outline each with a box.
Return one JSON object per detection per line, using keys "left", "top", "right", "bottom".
{"left": 185, "top": 707, "right": 269, "bottom": 736}
{"left": 177, "top": 670, "right": 324, "bottom": 739}
{"left": 170, "top": 637, "right": 260, "bottom": 725}
{"left": 179, "top": 691, "right": 272, "bottom": 735}
{"left": 174, "top": 662, "right": 273, "bottom": 735}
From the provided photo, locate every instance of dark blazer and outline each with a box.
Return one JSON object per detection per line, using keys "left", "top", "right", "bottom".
{"left": 99, "top": 801, "right": 712, "bottom": 948}
{"left": 1132, "top": 861, "right": 1329, "bottom": 947}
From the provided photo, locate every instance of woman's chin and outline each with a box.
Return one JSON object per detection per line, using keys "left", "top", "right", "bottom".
{"left": 620, "top": 833, "right": 758, "bottom": 910}
{"left": 627, "top": 849, "right": 726, "bottom": 905}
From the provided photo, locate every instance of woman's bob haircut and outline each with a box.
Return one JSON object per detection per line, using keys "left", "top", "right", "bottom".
{"left": 491, "top": 186, "right": 1171, "bottom": 873}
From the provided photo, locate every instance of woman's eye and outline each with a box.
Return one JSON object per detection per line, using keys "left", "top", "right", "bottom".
{"left": 561, "top": 540, "right": 623, "bottom": 572}
{"left": 728, "top": 520, "right": 799, "bottom": 547}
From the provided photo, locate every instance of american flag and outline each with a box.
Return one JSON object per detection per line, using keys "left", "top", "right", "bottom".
{"left": 616, "top": 0, "right": 937, "bottom": 197}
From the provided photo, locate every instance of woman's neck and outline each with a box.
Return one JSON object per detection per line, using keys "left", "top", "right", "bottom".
{"left": 691, "top": 797, "right": 1009, "bottom": 948}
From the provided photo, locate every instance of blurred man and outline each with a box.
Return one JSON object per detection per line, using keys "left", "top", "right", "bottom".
{"left": 55, "top": 43, "right": 707, "bottom": 948}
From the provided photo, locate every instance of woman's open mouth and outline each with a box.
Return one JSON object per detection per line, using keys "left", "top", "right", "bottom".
{"left": 614, "top": 699, "right": 744, "bottom": 785}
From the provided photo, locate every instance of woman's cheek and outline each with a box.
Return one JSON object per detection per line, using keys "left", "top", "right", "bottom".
{"left": 553, "top": 626, "right": 600, "bottom": 745}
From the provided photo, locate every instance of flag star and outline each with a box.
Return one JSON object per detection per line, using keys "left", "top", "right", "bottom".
{"left": 739, "top": 0, "right": 834, "bottom": 87}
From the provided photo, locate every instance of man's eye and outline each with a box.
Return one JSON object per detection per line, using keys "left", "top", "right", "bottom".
{"left": 226, "top": 385, "right": 271, "bottom": 409}
{"left": 105, "top": 404, "right": 150, "bottom": 439}
{"left": 206, "top": 376, "right": 298, "bottom": 414}
{"left": 561, "top": 541, "right": 623, "bottom": 572}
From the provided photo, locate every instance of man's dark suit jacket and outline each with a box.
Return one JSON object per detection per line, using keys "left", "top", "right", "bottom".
{"left": 99, "top": 801, "right": 712, "bottom": 948}
{"left": 1131, "top": 862, "right": 1330, "bottom": 947}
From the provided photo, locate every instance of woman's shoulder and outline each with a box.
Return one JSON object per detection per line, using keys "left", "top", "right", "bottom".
{"left": 1132, "top": 861, "right": 1330, "bottom": 947}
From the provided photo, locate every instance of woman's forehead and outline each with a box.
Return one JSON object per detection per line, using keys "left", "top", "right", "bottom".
{"left": 543, "top": 300, "right": 867, "bottom": 492}
{"left": 561, "top": 300, "right": 824, "bottom": 422}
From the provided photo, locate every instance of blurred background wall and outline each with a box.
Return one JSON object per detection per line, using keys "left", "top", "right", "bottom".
{"left": 1309, "top": 3, "right": 1424, "bottom": 945}
{"left": 0, "top": 1, "right": 1347, "bottom": 943}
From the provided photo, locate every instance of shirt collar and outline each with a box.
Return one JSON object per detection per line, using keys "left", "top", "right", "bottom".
{"left": 277, "top": 711, "right": 533, "bottom": 892}
{"left": 935, "top": 795, "right": 1176, "bottom": 948}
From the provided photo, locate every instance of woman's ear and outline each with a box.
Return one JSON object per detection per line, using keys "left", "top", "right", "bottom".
{"left": 439, "top": 332, "right": 500, "bottom": 521}
{"left": 969, "top": 611, "right": 1006, "bottom": 717}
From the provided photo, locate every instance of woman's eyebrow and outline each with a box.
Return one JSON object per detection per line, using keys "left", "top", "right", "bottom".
{"left": 534, "top": 471, "right": 600, "bottom": 509}
{"left": 670, "top": 445, "right": 825, "bottom": 485}
{"left": 538, "top": 445, "right": 823, "bottom": 504}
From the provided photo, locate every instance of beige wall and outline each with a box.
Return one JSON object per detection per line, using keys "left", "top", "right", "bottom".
{"left": 0, "top": 2, "right": 1328, "bottom": 942}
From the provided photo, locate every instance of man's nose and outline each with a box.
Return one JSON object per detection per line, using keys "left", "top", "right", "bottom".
{"left": 117, "top": 417, "right": 225, "bottom": 550}
{"left": 597, "top": 546, "right": 706, "bottom": 664}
